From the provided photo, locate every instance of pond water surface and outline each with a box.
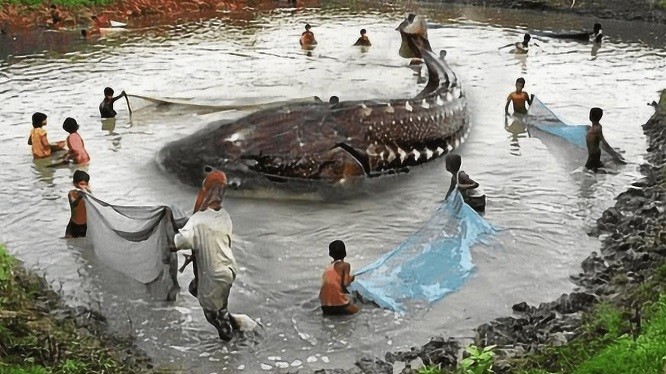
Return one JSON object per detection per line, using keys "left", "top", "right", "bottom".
{"left": 1, "top": 4, "right": 665, "bottom": 373}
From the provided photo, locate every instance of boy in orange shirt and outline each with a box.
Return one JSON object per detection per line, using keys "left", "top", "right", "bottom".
{"left": 28, "top": 112, "right": 64, "bottom": 159}
{"left": 319, "top": 240, "right": 359, "bottom": 316}
{"left": 65, "top": 170, "right": 91, "bottom": 238}
{"left": 62, "top": 117, "right": 90, "bottom": 165}
{"left": 504, "top": 78, "right": 534, "bottom": 115}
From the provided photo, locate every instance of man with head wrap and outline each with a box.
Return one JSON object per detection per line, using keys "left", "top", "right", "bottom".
{"left": 172, "top": 168, "right": 238, "bottom": 341}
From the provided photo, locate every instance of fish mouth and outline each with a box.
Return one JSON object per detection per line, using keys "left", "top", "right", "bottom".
{"left": 397, "top": 14, "right": 432, "bottom": 59}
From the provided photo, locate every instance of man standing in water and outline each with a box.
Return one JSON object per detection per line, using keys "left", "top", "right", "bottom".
{"left": 505, "top": 77, "right": 534, "bottom": 115}
{"left": 99, "top": 87, "right": 127, "bottom": 118}
{"left": 585, "top": 107, "right": 606, "bottom": 172}
{"left": 173, "top": 170, "right": 238, "bottom": 341}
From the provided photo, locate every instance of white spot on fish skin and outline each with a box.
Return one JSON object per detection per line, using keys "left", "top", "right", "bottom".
{"left": 446, "top": 143, "right": 454, "bottom": 152}
{"left": 275, "top": 362, "right": 290, "bottom": 368}
{"left": 369, "top": 125, "right": 373, "bottom": 130}
{"left": 322, "top": 356, "right": 330, "bottom": 363}
{"left": 385, "top": 103, "right": 395, "bottom": 113}
{"left": 226, "top": 133, "right": 240, "bottom": 142}
{"left": 436, "top": 96, "right": 445, "bottom": 106}
{"left": 361, "top": 103, "right": 367, "bottom": 108}
{"left": 417, "top": 116, "right": 422, "bottom": 121}
{"left": 291, "top": 360, "right": 303, "bottom": 367}
{"left": 430, "top": 115, "right": 435, "bottom": 122}
{"left": 397, "top": 147, "right": 407, "bottom": 163}
{"left": 238, "top": 364, "right": 245, "bottom": 370}
{"left": 386, "top": 147, "right": 396, "bottom": 162}
{"left": 307, "top": 356, "right": 317, "bottom": 363}
{"left": 446, "top": 92, "right": 453, "bottom": 101}
{"left": 261, "top": 363, "right": 272, "bottom": 370}
{"left": 452, "top": 87, "right": 461, "bottom": 98}
{"left": 436, "top": 147, "right": 445, "bottom": 155}
{"left": 348, "top": 137, "right": 352, "bottom": 141}
{"left": 409, "top": 117, "right": 413, "bottom": 122}
{"left": 411, "top": 149, "right": 421, "bottom": 161}
{"left": 454, "top": 138, "right": 460, "bottom": 148}
{"left": 392, "top": 120, "right": 396, "bottom": 125}
{"left": 299, "top": 142, "right": 305, "bottom": 147}
{"left": 380, "top": 121, "right": 384, "bottom": 126}
{"left": 421, "top": 99, "right": 430, "bottom": 109}
{"left": 405, "top": 101, "right": 413, "bottom": 112}
{"left": 425, "top": 148, "right": 434, "bottom": 159}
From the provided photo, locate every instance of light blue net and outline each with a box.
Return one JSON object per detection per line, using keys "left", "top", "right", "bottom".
{"left": 525, "top": 96, "right": 588, "bottom": 149}
{"left": 348, "top": 191, "right": 495, "bottom": 312}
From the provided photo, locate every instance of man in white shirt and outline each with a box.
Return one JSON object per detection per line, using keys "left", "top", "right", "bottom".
{"left": 173, "top": 181, "right": 238, "bottom": 341}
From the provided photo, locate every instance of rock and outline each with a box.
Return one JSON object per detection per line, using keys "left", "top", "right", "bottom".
{"left": 355, "top": 356, "right": 393, "bottom": 374}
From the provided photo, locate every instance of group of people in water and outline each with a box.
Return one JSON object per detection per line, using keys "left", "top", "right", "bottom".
{"left": 26, "top": 18, "right": 620, "bottom": 341}
{"left": 298, "top": 23, "right": 372, "bottom": 50}
{"left": 504, "top": 75, "right": 616, "bottom": 172}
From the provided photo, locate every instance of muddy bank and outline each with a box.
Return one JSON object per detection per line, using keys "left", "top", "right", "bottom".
{"left": 319, "top": 92, "right": 665, "bottom": 373}
{"left": 0, "top": 0, "right": 316, "bottom": 34}
{"left": 424, "top": 0, "right": 666, "bottom": 24}
{"left": 0, "top": 245, "right": 166, "bottom": 373}
{"left": 1, "top": 0, "right": 665, "bottom": 36}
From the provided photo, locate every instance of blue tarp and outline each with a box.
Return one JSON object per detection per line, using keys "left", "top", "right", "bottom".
{"left": 525, "top": 96, "right": 589, "bottom": 149}
{"left": 348, "top": 191, "right": 495, "bottom": 312}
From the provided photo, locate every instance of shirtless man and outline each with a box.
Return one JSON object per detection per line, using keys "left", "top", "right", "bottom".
{"left": 300, "top": 24, "right": 317, "bottom": 49}
{"left": 585, "top": 107, "right": 606, "bottom": 172}
{"left": 353, "top": 29, "right": 371, "bottom": 46}
{"left": 445, "top": 154, "right": 486, "bottom": 212}
{"left": 505, "top": 77, "right": 534, "bottom": 115}
{"left": 65, "top": 170, "right": 91, "bottom": 238}
{"left": 99, "top": 87, "right": 127, "bottom": 118}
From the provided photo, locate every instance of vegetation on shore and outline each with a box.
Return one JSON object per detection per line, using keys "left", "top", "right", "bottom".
{"left": 0, "top": 0, "right": 111, "bottom": 6}
{"left": 416, "top": 265, "right": 666, "bottom": 374}
{"left": 0, "top": 244, "right": 156, "bottom": 374}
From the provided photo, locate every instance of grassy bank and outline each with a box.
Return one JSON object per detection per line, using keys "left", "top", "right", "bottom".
{"left": 513, "top": 264, "right": 666, "bottom": 374}
{"left": 0, "top": 244, "right": 155, "bottom": 374}
{"left": 415, "top": 264, "right": 666, "bottom": 374}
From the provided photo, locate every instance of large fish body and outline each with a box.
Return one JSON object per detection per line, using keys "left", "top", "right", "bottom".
{"left": 159, "top": 15, "right": 469, "bottom": 197}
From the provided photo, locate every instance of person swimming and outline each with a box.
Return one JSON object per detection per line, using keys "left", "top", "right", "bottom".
{"left": 353, "top": 28, "right": 371, "bottom": 46}
{"left": 500, "top": 33, "right": 533, "bottom": 54}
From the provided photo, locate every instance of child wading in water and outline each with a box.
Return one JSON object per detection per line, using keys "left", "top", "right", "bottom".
{"left": 62, "top": 117, "right": 90, "bottom": 165}
{"left": 99, "top": 87, "right": 127, "bottom": 118}
{"left": 28, "top": 112, "right": 65, "bottom": 159}
{"left": 319, "top": 240, "right": 359, "bottom": 316}
{"left": 65, "top": 170, "right": 91, "bottom": 238}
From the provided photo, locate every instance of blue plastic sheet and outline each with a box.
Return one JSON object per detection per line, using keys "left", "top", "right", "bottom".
{"left": 525, "top": 96, "right": 588, "bottom": 149}
{"left": 348, "top": 191, "right": 495, "bottom": 312}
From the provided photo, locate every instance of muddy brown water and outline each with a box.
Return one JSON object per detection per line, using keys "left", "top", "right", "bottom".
{"left": 0, "top": 4, "right": 665, "bottom": 373}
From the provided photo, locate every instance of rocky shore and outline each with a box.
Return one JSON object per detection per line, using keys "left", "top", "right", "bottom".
{"left": 316, "top": 92, "right": 665, "bottom": 374}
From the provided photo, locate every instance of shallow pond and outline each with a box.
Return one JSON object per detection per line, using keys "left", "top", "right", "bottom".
{"left": 1, "top": 3, "right": 665, "bottom": 372}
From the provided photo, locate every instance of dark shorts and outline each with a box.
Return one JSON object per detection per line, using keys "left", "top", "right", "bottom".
{"left": 321, "top": 304, "right": 356, "bottom": 316}
{"left": 585, "top": 150, "right": 603, "bottom": 171}
{"left": 66, "top": 221, "right": 87, "bottom": 238}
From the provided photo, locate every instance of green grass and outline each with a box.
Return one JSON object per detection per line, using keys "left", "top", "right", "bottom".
{"left": 0, "top": 244, "right": 155, "bottom": 373}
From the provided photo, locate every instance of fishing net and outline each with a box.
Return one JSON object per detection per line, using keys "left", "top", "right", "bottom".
{"left": 125, "top": 94, "right": 319, "bottom": 116}
{"left": 82, "top": 193, "right": 188, "bottom": 284}
{"left": 348, "top": 190, "right": 495, "bottom": 312}
{"left": 525, "top": 96, "right": 588, "bottom": 149}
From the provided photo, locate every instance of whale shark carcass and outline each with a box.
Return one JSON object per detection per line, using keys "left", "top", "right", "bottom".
{"left": 159, "top": 15, "right": 469, "bottom": 198}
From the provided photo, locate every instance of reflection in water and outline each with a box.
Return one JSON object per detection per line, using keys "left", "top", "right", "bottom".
{"left": 504, "top": 115, "right": 529, "bottom": 156}
{"left": 591, "top": 42, "right": 601, "bottom": 58}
